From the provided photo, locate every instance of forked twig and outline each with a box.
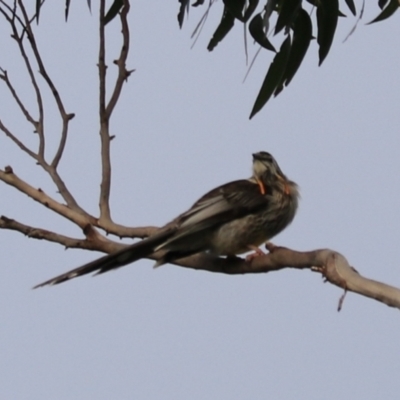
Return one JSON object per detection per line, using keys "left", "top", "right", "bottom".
{"left": 98, "top": 0, "right": 132, "bottom": 224}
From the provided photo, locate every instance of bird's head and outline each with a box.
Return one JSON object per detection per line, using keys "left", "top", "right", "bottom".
{"left": 252, "top": 151, "right": 287, "bottom": 182}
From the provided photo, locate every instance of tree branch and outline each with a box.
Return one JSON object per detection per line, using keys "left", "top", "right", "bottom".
{"left": 98, "top": 0, "right": 132, "bottom": 226}
{"left": 39, "top": 162, "right": 90, "bottom": 216}
{"left": 170, "top": 245, "right": 400, "bottom": 310}
{"left": 0, "top": 119, "right": 37, "bottom": 159}
{"left": 0, "top": 2, "right": 84, "bottom": 214}
{"left": 0, "top": 0, "right": 45, "bottom": 158}
{"left": 0, "top": 215, "right": 97, "bottom": 250}
{"left": 0, "top": 214, "right": 123, "bottom": 255}
{"left": 0, "top": 164, "right": 157, "bottom": 239}
{"left": 98, "top": 0, "right": 112, "bottom": 222}
{"left": 95, "top": 220, "right": 158, "bottom": 238}
{"left": 0, "top": 68, "right": 38, "bottom": 129}
{"left": 105, "top": 0, "right": 132, "bottom": 119}
{"left": 0, "top": 166, "right": 97, "bottom": 229}
{"left": 18, "top": 0, "right": 73, "bottom": 168}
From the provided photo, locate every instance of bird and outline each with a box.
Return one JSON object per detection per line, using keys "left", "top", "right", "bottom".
{"left": 33, "top": 151, "right": 299, "bottom": 288}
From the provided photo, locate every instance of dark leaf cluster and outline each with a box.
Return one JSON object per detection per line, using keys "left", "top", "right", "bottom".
{"left": 35, "top": 0, "right": 399, "bottom": 117}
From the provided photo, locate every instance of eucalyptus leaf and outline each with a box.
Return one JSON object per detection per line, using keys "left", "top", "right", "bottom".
{"left": 249, "top": 36, "right": 291, "bottom": 118}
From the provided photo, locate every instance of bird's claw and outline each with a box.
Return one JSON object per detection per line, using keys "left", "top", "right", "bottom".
{"left": 245, "top": 246, "right": 265, "bottom": 262}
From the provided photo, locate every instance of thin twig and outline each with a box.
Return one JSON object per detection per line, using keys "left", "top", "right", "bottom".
{"left": 39, "top": 162, "right": 93, "bottom": 216}
{"left": 105, "top": 0, "right": 131, "bottom": 119}
{"left": 0, "top": 1, "right": 45, "bottom": 158}
{"left": 0, "top": 119, "right": 38, "bottom": 159}
{"left": 0, "top": 215, "right": 100, "bottom": 250}
{"left": 98, "top": 0, "right": 132, "bottom": 225}
{"left": 191, "top": 0, "right": 214, "bottom": 49}
{"left": 1, "top": 2, "right": 83, "bottom": 213}
{"left": 17, "top": 1, "right": 73, "bottom": 170}
{"left": 0, "top": 214, "right": 158, "bottom": 251}
{"left": 0, "top": 68, "right": 38, "bottom": 129}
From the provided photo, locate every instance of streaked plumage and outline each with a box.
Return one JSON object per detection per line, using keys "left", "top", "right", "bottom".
{"left": 34, "top": 152, "right": 299, "bottom": 288}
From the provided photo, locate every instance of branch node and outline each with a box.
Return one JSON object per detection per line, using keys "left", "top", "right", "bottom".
{"left": 67, "top": 113, "right": 75, "bottom": 121}
{"left": 0, "top": 215, "right": 12, "bottom": 223}
{"left": 83, "top": 224, "right": 96, "bottom": 239}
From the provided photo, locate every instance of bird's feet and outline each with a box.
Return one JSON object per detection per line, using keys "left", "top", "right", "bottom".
{"left": 245, "top": 246, "right": 265, "bottom": 262}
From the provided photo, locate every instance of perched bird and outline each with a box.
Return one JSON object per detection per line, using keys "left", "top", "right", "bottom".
{"left": 34, "top": 152, "right": 299, "bottom": 288}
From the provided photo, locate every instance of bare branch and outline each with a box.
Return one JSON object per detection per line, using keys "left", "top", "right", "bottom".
{"left": 0, "top": 119, "right": 38, "bottom": 159}
{"left": 0, "top": 3, "right": 85, "bottom": 213}
{"left": 98, "top": 0, "right": 112, "bottom": 222}
{"left": 0, "top": 214, "right": 125, "bottom": 256}
{"left": 0, "top": 121, "right": 87, "bottom": 215}
{"left": 1, "top": 0, "right": 45, "bottom": 158}
{"left": 0, "top": 163, "right": 157, "bottom": 239}
{"left": 39, "top": 162, "right": 90, "bottom": 216}
{"left": 96, "top": 220, "right": 158, "bottom": 239}
{"left": 17, "top": 1, "right": 73, "bottom": 168}
{"left": 0, "top": 215, "right": 98, "bottom": 250}
{"left": 0, "top": 166, "right": 97, "bottom": 229}
{"left": 17, "top": 1, "right": 68, "bottom": 116}
{"left": 105, "top": 0, "right": 132, "bottom": 119}
{"left": 170, "top": 245, "right": 400, "bottom": 310}
{"left": 51, "top": 112, "right": 75, "bottom": 169}
{"left": 0, "top": 68, "right": 38, "bottom": 129}
{"left": 98, "top": 0, "right": 132, "bottom": 225}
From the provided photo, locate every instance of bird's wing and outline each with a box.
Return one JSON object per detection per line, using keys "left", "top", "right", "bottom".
{"left": 34, "top": 180, "right": 269, "bottom": 288}
{"left": 158, "top": 179, "right": 269, "bottom": 249}
{"left": 33, "top": 228, "right": 175, "bottom": 288}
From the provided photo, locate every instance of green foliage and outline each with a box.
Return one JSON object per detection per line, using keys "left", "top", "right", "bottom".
{"left": 368, "top": 0, "right": 399, "bottom": 23}
{"left": 316, "top": 0, "right": 339, "bottom": 66}
{"left": 35, "top": 0, "right": 399, "bottom": 117}
{"left": 183, "top": 0, "right": 399, "bottom": 118}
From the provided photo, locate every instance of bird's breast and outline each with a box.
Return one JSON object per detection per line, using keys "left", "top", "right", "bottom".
{"left": 209, "top": 187, "right": 298, "bottom": 256}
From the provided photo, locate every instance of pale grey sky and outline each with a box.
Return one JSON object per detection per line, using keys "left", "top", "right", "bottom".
{"left": 1, "top": 2, "right": 400, "bottom": 399}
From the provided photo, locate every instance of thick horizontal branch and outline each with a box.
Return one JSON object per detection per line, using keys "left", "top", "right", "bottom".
{"left": 171, "top": 245, "right": 400, "bottom": 310}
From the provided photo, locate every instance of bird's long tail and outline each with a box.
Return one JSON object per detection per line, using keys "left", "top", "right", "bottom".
{"left": 33, "top": 229, "right": 173, "bottom": 288}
